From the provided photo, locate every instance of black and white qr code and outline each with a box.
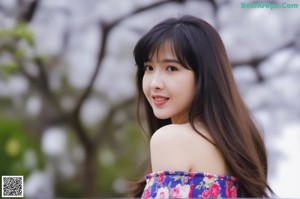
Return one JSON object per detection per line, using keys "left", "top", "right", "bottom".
{"left": 2, "top": 176, "right": 23, "bottom": 198}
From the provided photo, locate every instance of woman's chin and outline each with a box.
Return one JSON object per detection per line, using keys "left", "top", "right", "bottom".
{"left": 154, "top": 113, "right": 170, "bottom": 120}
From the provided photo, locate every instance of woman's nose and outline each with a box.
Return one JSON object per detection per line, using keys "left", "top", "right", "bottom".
{"left": 150, "top": 73, "right": 164, "bottom": 90}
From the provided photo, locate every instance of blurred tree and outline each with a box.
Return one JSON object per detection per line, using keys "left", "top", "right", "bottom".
{"left": 0, "top": 0, "right": 194, "bottom": 197}
{"left": 1, "top": 0, "right": 298, "bottom": 197}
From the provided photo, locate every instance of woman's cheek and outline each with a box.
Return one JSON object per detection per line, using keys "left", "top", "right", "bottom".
{"left": 142, "top": 77, "right": 150, "bottom": 99}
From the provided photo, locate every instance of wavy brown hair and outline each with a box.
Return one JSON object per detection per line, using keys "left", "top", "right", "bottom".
{"left": 130, "top": 15, "right": 273, "bottom": 197}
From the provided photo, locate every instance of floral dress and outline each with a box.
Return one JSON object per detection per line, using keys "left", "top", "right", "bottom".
{"left": 141, "top": 171, "right": 238, "bottom": 198}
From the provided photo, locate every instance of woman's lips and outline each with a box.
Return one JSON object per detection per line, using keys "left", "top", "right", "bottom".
{"left": 152, "top": 95, "right": 169, "bottom": 106}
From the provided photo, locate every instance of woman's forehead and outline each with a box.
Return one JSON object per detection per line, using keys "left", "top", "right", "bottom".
{"left": 147, "top": 41, "right": 177, "bottom": 61}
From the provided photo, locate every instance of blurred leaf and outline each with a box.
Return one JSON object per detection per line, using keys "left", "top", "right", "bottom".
{"left": 15, "top": 48, "right": 25, "bottom": 59}
{"left": 0, "top": 29, "right": 11, "bottom": 37}
{"left": 5, "top": 138, "right": 21, "bottom": 157}
{"left": 12, "top": 23, "right": 34, "bottom": 46}
{"left": 1, "top": 62, "right": 20, "bottom": 76}
{"left": 0, "top": 23, "right": 34, "bottom": 46}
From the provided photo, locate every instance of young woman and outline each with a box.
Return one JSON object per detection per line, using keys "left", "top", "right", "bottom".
{"left": 131, "top": 15, "right": 273, "bottom": 198}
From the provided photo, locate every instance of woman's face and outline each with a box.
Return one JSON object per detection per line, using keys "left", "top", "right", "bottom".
{"left": 142, "top": 42, "right": 196, "bottom": 124}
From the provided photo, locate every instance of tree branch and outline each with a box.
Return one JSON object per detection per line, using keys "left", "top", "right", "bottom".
{"left": 18, "top": 0, "right": 39, "bottom": 22}
{"left": 232, "top": 40, "right": 295, "bottom": 67}
{"left": 17, "top": 60, "right": 37, "bottom": 83}
{"left": 108, "top": 0, "right": 189, "bottom": 28}
{"left": 232, "top": 40, "right": 295, "bottom": 82}
{"left": 93, "top": 97, "right": 135, "bottom": 146}
{"left": 35, "top": 58, "right": 63, "bottom": 114}
{"left": 68, "top": 112, "right": 92, "bottom": 149}
{"left": 71, "top": 0, "right": 188, "bottom": 118}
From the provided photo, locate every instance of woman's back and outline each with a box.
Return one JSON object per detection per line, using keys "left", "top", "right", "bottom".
{"left": 150, "top": 123, "right": 230, "bottom": 176}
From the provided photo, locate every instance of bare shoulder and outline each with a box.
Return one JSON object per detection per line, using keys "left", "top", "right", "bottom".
{"left": 150, "top": 124, "right": 188, "bottom": 143}
{"left": 150, "top": 123, "right": 212, "bottom": 152}
{"left": 150, "top": 123, "right": 229, "bottom": 175}
{"left": 150, "top": 124, "right": 192, "bottom": 172}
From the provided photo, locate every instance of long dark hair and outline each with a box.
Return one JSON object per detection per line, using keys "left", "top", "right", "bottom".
{"left": 130, "top": 15, "right": 273, "bottom": 197}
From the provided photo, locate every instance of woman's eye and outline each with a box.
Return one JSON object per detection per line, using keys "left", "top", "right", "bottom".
{"left": 166, "top": 66, "right": 178, "bottom": 72}
{"left": 144, "top": 65, "right": 153, "bottom": 71}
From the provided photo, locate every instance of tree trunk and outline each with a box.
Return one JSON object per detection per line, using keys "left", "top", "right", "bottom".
{"left": 82, "top": 145, "right": 97, "bottom": 197}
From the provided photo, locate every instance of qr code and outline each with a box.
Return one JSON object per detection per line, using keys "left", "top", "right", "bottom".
{"left": 2, "top": 176, "right": 23, "bottom": 198}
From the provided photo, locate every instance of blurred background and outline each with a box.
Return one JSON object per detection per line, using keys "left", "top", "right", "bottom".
{"left": 0, "top": 0, "right": 299, "bottom": 198}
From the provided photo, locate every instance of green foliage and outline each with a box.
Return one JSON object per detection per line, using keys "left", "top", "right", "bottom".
{"left": 55, "top": 179, "right": 81, "bottom": 198}
{"left": 0, "top": 117, "right": 44, "bottom": 177}
{"left": 0, "top": 23, "right": 35, "bottom": 77}
{"left": 96, "top": 121, "right": 148, "bottom": 197}
{"left": 15, "top": 48, "right": 25, "bottom": 60}
{"left": 1, "top": 62, "right": 20, "bottom": 76}
{"left": 0, "top": 23, "right": 34, "bottom": 46}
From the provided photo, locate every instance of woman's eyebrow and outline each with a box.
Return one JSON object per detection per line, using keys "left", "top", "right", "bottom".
{"left": 161, "top": 59, "right": 180, "bottom": 64}
{"left": 144, "top": 59, "right": 180, "bottom": 64}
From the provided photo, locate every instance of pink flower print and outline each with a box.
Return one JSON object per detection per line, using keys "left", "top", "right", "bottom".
{"left": 189, "top": 172, "right": 196, "bottom": 178}
{"left": 158, "top": 173, "right": 165, "bottom": 184}
{"left": 226, "top": 186, "right": 237, "bottom": 198}
{"left": 156, "top": 187, "right": 169, "bottom": 199}
{"left": 170, "top": 187, "right": 181, "bottom": 198}
{"left": 170, "top": 184, "right": 191, "bottom": 198}
{"left": 201, "top": 190, "right": 211, "bottom": 198}
{"left": 142, "top": 189, "right": 151, "bottom": 199}
{"left": 226, "top": 186, "right": 231, "bottom": 197}
{"left": 226, "top": 180, "right": 232, "bottom": 186}
{"left": 230, "top": 187, "right": 237, "bottom": 198}
{"left": 206, "top": 174, "right": 213, "bottom": 179}
{"left": 210, "top": 183, "right": 220, "bottom": 197}
{"left": 159, "top": 192, "right": 165, "bottom": 198}
{"left": 188, "top": 184, "right": 194, "bottom": 198}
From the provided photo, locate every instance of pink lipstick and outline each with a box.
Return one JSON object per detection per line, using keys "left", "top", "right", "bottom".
{"left": 152, "top": 95, "right": 169, "bottom": 106}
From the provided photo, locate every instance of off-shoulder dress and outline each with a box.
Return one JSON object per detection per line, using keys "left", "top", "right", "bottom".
{"left": 141, "top": 171, "right": 238, "bottom": 198}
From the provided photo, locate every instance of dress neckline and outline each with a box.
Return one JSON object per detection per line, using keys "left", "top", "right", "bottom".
{"left": 146, "top": 170, "right": 237, "bottom": 181}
